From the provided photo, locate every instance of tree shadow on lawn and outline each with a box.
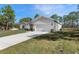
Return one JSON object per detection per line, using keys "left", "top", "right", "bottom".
{"left": 33, "top": 31, "right": 79, "bottom": 41}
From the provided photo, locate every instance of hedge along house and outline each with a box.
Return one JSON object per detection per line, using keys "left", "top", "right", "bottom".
{"left": 20, "top": 16, "right": 62, "bottom": 32}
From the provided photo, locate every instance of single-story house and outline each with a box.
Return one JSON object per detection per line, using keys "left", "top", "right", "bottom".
{"left": 20, "top": 16, "right": 62, "bottom": 32}
{"left": 20, "top": 22, "right": 32, "bottom": 30}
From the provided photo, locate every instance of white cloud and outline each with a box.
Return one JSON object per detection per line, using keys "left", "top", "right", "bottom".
{"left": 34, "top": 4, "right": 77, "bottom": 17}
{"left": 34, "top": 4, "right": 54, "bottom": 16}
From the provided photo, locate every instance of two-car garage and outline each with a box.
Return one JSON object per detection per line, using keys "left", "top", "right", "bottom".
{"left": 34, "top": 23, "right": 51, "bottom": 32}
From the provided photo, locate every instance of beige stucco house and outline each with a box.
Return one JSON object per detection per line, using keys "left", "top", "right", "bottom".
{"left": 20, "top": 16, "right": 62, "bottom": 32}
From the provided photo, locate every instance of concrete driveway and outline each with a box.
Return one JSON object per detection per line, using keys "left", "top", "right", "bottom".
{"left": 0, "top": 31, "right": 48, "bottom": 50}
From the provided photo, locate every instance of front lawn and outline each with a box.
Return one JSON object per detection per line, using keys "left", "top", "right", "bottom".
{"left": 0, "top": 28, "right": 79, "bottom": 54}
{"left": 0, "top": 30, "right": 26, "bottom": 37}
{"left": 0, "top": 38, "right": 79, "bottom": 54}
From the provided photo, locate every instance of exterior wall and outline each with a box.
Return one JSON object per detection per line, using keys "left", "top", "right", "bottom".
{"left": 33, "top": 18, "right": 53, "bottom": 32}
{"left": 52, "top": 22, "right": 62, "bottom": 31}
{"left": 20, "top": 16, "right": 62, "bottom": 32}
{"left": 20, "top": 24, "right": 23, "bottom": 29}
{"left": 24, "top": 24, "right": 30, "bottom": 29}
{"left": 57, "top": 23, "right": 62, "bottom": 31}
{"left": 20, "top": 24, "right": 30, "bottom": 30}
{"left": 50, "top": 20, "right": 55, "bottom": 31}
{"left": 33, "top": 18, "right": 62, "bottom": 32}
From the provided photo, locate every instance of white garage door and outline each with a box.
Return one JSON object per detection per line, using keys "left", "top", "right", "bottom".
{"left": 34, "top": 24, "right": 50, "bottom": 32}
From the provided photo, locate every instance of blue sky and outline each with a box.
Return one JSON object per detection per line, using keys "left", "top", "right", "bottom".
{"left": 0, "top": 4, "right": 78, "bottom": 23}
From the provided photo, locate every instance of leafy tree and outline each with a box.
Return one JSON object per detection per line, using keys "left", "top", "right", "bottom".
{"left": 63, "top": 15, "right": 71, "bottom": 27}
{"left": 58, "top": 16, "right": 62, "bottom": 22}
{"left": 76, "top": 12, "right": 79, "bottom": 27}
{"left": 63, "top": 11, "right": 78, "bottom": 28}
{"left": 0, "top": 5, "right": 15, "bottom": 30}
{"left": 34, "top": 14, "right": 39, "bottom": 18}
{"left": 68, "top": 11, "right": 77, "bottom": 27}
{"left": 51, "top": 14, "right": 58, "bottom": 19}
{"left": 14, "top": 23, "right": 20, "bottom": 29}
{"left": 51, "top": 14, "right": 62, "bottom": 22}
{"left": 0, "top": 15, "right": 4, "bottom": 30}
{"left": 76, "top": 5, "right": 79, "bottom": 27}
{"left": 20, "top": 17, "right": 32, "bottom": 23}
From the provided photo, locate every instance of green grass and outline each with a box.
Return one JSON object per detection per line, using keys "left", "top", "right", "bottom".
{"left": 0, "top": 39, "right": 79, "bottom": 54}
{"left": 0, "top": 30, "right": 26, "bottom": 37}
{"left": 0, "top": 28, "right": 79, "bottom": 54}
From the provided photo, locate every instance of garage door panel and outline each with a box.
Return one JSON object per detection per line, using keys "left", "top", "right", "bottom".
{"left": 34, "top": 24, "right": 50, "bottom": 32}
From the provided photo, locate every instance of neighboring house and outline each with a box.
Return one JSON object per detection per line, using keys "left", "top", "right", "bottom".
{"left": 20, "top": 22, "right": 32, "bottom": 30}
{"left": 20, "top": 16, "right": 62, "bottom": 32}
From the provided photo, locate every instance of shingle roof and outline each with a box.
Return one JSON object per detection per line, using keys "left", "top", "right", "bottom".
{"left": 33, "top": 16, "right": 62, "bottom": 25}
{"left": 20, "top": 16, "right": 62, "bottom": 25}
{"left": 20, "top": 21, "right": 32, "bottom": 25}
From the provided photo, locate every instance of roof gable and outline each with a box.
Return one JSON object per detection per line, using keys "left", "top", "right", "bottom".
{"left": 33, "top": 16, "right": 62, "bottom": 25}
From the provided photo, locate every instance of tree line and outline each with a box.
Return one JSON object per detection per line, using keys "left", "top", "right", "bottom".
{"left": 51, "top": 11, "right": 79, "bottom": 28}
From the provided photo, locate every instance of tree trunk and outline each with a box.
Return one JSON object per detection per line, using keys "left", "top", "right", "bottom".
{"left": 71, "top": 20, "right": 73, "bottom": 28}
{"left": 6, "top": 23, "right": 9, "bottom": 30}
{"left": 77, "top": 20, "right": 79, "bottom": 28}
